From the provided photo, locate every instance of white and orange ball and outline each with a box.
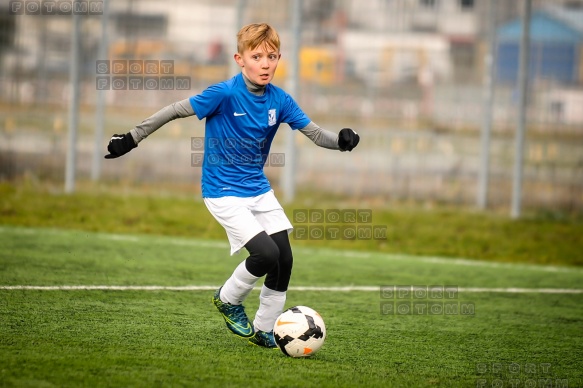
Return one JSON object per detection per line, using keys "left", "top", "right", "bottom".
{"left": 273, "top": 306, "right": 326, "bottom": 357}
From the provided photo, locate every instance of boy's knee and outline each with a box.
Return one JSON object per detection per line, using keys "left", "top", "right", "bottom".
{"left": 270, "top": 230, "right": 293, "bottom": 273}
{"left": 257, "top": 241, "right": 280, "bottom": 268}
{"left": 278, "top": 252, "right": 293, "bottom": 274}
{"left": 245, "top": 232, "right": 280, "bottom": 276}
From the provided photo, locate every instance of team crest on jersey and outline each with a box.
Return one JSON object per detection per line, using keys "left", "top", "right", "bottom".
{"left": 268, "top": 109, "right": 277, "bottom": 126}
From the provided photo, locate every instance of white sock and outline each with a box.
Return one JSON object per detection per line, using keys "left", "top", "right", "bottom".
{"left": 253, "top": 285, "right": 286, "bottom": 332}
{"left": 220, "top": 260, "right": 259, "bottom": 305}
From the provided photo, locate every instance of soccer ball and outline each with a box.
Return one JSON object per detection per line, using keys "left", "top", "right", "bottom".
{"left": 273, "top": 306, "right": 326, "bottom": 357}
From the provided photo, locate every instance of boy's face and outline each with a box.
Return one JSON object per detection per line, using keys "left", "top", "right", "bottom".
{"left": 234, "top": 43, "right": 281, "bottom": 86}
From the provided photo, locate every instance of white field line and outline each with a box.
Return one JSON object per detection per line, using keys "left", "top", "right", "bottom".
{"left": 1, "top": 285, "right": 583, "bottom": 294}
{"left": 99, "top": 231, "right": 582, "bottom": 274}
{"left": 1, "top": 225, "right": 582, "bottom": 274}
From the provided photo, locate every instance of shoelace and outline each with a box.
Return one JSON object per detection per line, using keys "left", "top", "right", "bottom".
{"left": 226, "top": 304, "right": 247, "bottom": 321}
{"left": 259, "top": 331, "right": 276, "bottom": 345}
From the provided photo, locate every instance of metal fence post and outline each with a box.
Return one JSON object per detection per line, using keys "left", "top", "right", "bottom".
{"left": 65, "top": 4, "right": 81, "bottom": 193}
{"left": 477, "top": 0, "right": 497, "bottom": 210}
{"left": 511, "top": 0, "right": 532, "bottom": 218}
{"left": 92, "top": 0, "right": 109, "bottom": 181}
{"left": 282, "top": 0, "right": 302, "bottom": 203}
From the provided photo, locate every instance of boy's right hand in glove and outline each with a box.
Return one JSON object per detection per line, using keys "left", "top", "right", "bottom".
{"left": 104, "top": 132, "right": 137, "bottom": 159}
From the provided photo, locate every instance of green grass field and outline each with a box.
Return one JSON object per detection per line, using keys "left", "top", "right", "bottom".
{"left": 1, "top": 182, "right": 582, "bottom": 267}
{"left": 1, "top": 225, "right": 582, "bottom": 387}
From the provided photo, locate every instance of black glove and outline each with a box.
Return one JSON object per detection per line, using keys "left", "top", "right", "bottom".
{"left": 104, "top": 132, "right": 137, "bottom": 159}
{"left": 338, "top": 128, "right": 360, "bottom": 152}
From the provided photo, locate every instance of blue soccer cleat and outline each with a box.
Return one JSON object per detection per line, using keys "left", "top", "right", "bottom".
{"left": 212, "top": 288, "right": 254, "bottom": 338}
{"left": 248, "top": 330, "right": 277, "bottom": 348}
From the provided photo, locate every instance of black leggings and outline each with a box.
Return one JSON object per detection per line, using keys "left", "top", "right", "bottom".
{"left": 243, "top": 230, "right": 293, "bottom": 292}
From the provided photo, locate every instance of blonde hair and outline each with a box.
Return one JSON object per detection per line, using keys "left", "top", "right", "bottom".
{"left": 237, "top": 23, "right": 280, "bottom": 54}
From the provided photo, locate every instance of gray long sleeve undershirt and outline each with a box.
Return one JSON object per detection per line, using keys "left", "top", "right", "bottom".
{"left": 129, "top": 83, "right": 339, "bottom": 150}
{"left": 299, "top": 121, "right": 339, "bottom": 150}
{"left": 130, "top": 99, "right": 194, "bottom": 144}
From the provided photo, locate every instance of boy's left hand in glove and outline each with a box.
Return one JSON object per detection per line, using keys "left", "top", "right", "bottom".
{"left": 338, "top": 128, "right": 360, "bottom": 152}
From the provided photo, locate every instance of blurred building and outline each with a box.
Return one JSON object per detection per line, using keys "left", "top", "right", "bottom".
{"left": 497, "top": 4, "right": 583, "bottom": 84}
{"left": 1, "top": 0, "right": 582, "bottom": 209}
{"left": 496, "top": 4, "right": 583, "bottom": 124}
{"left": 1, "top": 0, "right": 583, "bottom": 122}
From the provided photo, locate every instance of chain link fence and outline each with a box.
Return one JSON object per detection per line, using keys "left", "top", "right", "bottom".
{"left": 1, "top": 0, "right": 582, "bottom": 211}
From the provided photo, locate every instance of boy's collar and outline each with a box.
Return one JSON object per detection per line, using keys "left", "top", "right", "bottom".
{"left": 242, "top": 73, "right": 266, "bottom": 96}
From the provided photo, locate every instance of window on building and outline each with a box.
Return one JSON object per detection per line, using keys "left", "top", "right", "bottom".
{"left": 565, "top": 1, "right": 583, "bottom": 9}
{"left": 460, "top": 0, "right": 474, "bottom": 10}
{"left": 114, "top": 13, "right": 168, "bottom": 39}
{"left": 420, "top": 0, "right": 438, "bottom": 8}
{"left": 550, "top": 100, "right": 564, "bottom": 123}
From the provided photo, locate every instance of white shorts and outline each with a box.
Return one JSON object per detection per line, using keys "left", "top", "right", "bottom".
{"left": 204, "top": 190, "right": 293, "bottom": 255}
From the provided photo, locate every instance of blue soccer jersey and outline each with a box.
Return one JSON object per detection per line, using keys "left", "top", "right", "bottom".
{"left": 189, "top": 73, "right": 311, "bottom": 198}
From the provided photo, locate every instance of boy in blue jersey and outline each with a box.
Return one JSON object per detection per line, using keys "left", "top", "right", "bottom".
{"left": 105, "top": 23, "right": 359, "bottom": 348}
